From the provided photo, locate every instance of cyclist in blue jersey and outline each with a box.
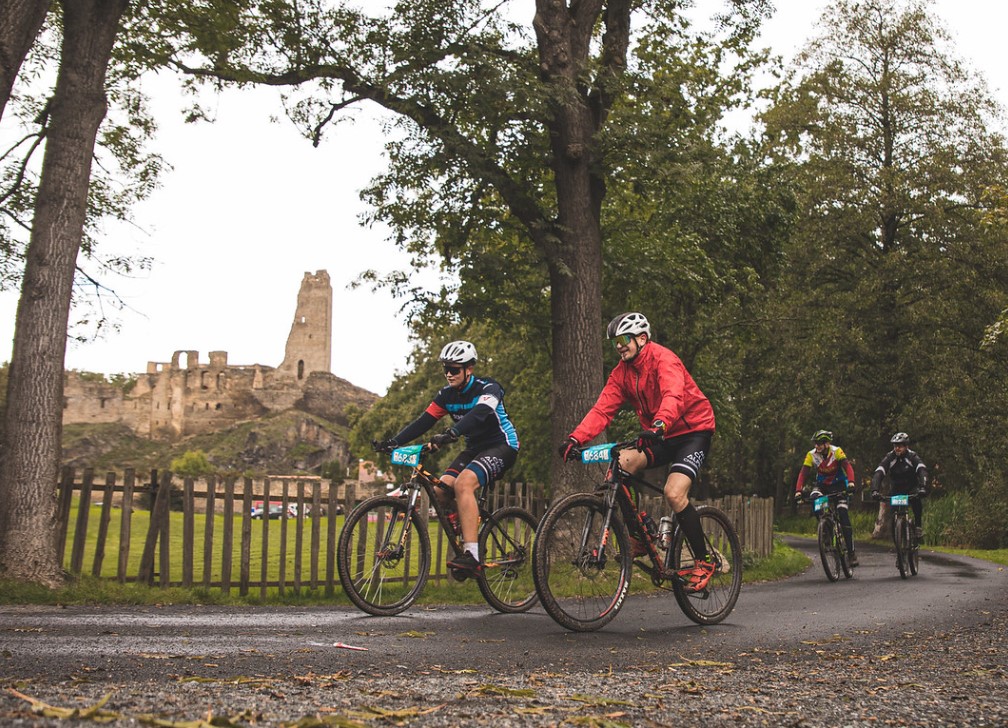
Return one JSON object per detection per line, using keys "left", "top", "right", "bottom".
{"left": 375, "top": 340, "right": 520, "bottom": 578}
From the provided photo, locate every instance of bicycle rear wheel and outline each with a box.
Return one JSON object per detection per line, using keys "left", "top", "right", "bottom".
{"left": 894, "top": 516, "right": 909, "bottom": 579}
{"left": 477, "top": 506, "right": 539, "bottom": 613}
{"left": 532, "top": 493, "right": 631, "bottom": 632}
{"left": 670, "top": 505, "right": 743, "bottom": 625}
{"left": 817, "top": 516, "right": 841, "bottom": 582}
{"left": 337, "top": 496, "right": 431, "bottom": 615}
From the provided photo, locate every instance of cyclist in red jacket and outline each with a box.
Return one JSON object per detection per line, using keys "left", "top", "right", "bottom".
{"left": 559, "top": 312, "right": 717, "bottom": 592}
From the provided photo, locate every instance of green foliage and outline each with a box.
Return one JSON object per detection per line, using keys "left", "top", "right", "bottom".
{"left": 0, "top": 11, "right": 164, "bottom": 337}
{"left": 926, "top": 484, "right": 1008, "bottom": 549}
{"left": 751, "top": 0, "right": 1008, "bottom": 501}
{"left": 169, "top": 449, "right": 214, "bottom": 477}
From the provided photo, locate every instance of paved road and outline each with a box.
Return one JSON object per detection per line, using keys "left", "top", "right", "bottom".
{"left": 1, "top": 536, "right": 1004, "bottom": 680}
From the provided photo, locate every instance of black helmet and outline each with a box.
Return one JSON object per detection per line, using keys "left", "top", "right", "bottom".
{"left": 890, "top": 432, "right": 910, "bottom": 445}
{"left": 812, "top": 429, "right": 832, "bottom": 444}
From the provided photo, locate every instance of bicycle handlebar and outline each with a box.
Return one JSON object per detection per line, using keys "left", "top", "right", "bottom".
{"left": 871, "top": 492, "right": 923, "bottom": 502}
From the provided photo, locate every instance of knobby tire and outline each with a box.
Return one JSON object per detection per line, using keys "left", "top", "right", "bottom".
{"left": 895, "top": 515, "right": 909, "bottom": 579}
{"left": 476, "top": 506, "right": 539, "bottom": 613}
{"left": 817, "top": 516, "right": 841, "bottom": 582}
{"left": 532, "top": 493, "right": 631, "bottom": 632}
{"left": 336, "top": 495, "right": 431, "bottom": 616}
{"left": 670, "top": 505, "right": 743, "bottom": 625}
{"left": 838, "top": 519, "right": 853, "bottom": 579}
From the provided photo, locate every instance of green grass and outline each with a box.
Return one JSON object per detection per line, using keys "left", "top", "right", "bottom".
{"left": 925, "top": 545, "right": 1008, "bottom": 566}
{"left": 776, "top": 507, "right": 1008, "bottom": 566}
{"left": 1, "top": 529, "right": 808, "bottom": 606}
{"left": 61, "top": 499, "right": 346, "bottom": 587}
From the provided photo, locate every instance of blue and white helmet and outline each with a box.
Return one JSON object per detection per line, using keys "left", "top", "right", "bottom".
{"left": 439, "top": 340, "right": 477, "bottom": 365}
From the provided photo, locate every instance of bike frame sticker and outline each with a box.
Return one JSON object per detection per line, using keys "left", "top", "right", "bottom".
{"left": 581, "top": 443, "right": 616, "bottom": 463}
{"left": 391, "top": 444, "right": 424, "bottom": 467}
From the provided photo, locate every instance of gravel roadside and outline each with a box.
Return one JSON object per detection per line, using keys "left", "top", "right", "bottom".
{"left": 3, "top": 607, "right": 1004, "bottom": 727}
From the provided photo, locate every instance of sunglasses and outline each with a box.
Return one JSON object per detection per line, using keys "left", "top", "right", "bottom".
{"left": 443, "top": 365, "right": 464, "bottom": 375}
{"left": 612, "top": 334, "right": 635, "bottom": 347}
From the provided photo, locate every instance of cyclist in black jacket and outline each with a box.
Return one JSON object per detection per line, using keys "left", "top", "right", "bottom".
{"left": 375, "top": 340, "right": 520, "bottom": 577}
{"left": 870, "top": 432, "right": 929, "bottom": 539}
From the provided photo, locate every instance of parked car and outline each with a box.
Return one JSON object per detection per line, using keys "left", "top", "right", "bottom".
{"left": 251, "top": 501, "right": 285, "bottom": 519}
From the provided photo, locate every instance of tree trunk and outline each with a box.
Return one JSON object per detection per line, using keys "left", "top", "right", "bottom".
{"left": 871, "top": 500, "right": 892, "bottom": 540}
{"left": 0, "top": 0, "right": 128, "bottom": 587}
{"left": 534, "top": 0, "right": 619, "bottom": 498}
{"left": 0, "top": 0, "right": 50, "bottom": 120}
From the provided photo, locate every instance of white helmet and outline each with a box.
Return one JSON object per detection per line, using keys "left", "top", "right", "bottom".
{"left": 439, "top": 340, "right": 477, "bottom": 365}
{"left": 607, "top": 312, "right": 651, "bottom": 339}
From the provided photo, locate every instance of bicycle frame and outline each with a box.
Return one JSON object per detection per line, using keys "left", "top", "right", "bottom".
{"left": 339, "top": 443, "right": 539, "bottom": 616}
{"left": 888, "top": 492, "right": 921, "bottom": 578}
{"left": 581, "top": 441, "right": 682, "bottom": 584}
{"left": 386, "top": 445, "right": 531, "bottom": 573}
{"left": 803, "top": 491, "right": 852, "bottom": 581}
{"left": 386, "top": 445, "right": 466, "bottom": 558}
{"left": 532, "top": 439, "right": 742, "bottom": 630}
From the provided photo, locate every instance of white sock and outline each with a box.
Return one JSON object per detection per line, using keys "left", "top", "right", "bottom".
{"left": 465, "top": 542, "right": 479, "bottom": 560}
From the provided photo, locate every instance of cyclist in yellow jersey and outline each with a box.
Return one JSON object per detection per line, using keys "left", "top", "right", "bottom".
{"left": 794, "top": 430, "right": 859, "bottom": 567}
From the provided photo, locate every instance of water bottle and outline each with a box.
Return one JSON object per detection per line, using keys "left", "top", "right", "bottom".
{"left": 658, "top": 516, "right": 674, "bottom": 549}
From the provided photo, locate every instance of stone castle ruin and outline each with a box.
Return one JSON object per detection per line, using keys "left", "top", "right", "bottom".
{"left": 63, "top": 270, "right": 376, "bottom": 441}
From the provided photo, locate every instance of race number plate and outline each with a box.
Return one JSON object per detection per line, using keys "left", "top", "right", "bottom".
{"left": 813, "top": 495, "right": 829, "bottom": 512}
{"left": 390, "top": 444, "right": 424, "bottom": 467}
{"left": 890, "top": 494, "right": 909, "bottom": 506}
{"left": 581, "top": 443, "right": 615, "bottom": 464}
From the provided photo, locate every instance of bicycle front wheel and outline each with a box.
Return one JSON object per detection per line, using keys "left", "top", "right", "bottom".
{"left": 838, "top": 520, "right": 853, "bottom": 579}
{"left": 337, "top": 496, "right": 431, "bottom": 616}
{"left": 477, "top": 506, "right": 539, "bottom": 614}
{"left": 894, "top": 516, "right": 909, "bottom": 579}
{"left": 908, "top": 520, "right": 920, "bottom": 576}
{"left": 671, "top": 505, "right": 743, "bottom": 625}
{"left": 817, "top": 516, "right": 841, "bottom": 582}
{"left": 532, "top": 493, "right": 631, "bottom": 632}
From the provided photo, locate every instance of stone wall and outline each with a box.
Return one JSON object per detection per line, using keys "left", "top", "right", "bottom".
{"left": 61, "top": 268, "right": 377, "bottom": 442}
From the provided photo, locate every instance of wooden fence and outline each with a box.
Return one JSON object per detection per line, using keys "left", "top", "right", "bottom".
{"left": 56, "top": 467, "right": 774, "bottom": 594}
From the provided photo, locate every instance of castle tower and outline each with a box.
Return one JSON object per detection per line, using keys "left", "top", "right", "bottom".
{"left": 278, "top": 270, "right": 332, "bottom": 380}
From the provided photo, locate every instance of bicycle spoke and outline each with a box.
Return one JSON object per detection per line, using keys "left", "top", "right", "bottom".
{"left": 477, "top": 506, "right": 539, "bottom": 613}
{"left": 532, "top": 494, "right": 631, "bottom": 632}
{"left": 337, "top": 497, "right": 431, "bottom": 615}
{"left": 672, "top": 506, "right": 742, "bottom": 625}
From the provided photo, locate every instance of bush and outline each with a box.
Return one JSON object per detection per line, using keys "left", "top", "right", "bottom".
{"left": 925, "top": 485, "right": 1008, "bottom": 549}
{"left": 170, "top": 449, "right": 214, "bottom": 477}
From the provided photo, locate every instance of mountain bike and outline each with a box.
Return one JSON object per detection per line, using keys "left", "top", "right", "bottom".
{"left": 531, "top": 441, "right": 742, "bottom": 632}
{"left": 336, "top": 444, "right": 538, "bottom": 616}
{"left": 874, "top": 492, "right": 922, "bottom": 579}
{"left": 798, "top": 491, "right": 853, "bottom": 582}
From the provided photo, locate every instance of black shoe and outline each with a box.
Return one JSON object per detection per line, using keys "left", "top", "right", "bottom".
{"left": 848, "top": 552, "right": 859, "bottom": 567}
{"left": 447, "top": 551, "right": 482, "bottom": 577}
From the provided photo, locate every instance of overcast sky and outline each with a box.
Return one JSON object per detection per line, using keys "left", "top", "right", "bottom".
{"left": 1, "top": 1, "right": 1005, "bottom": 395}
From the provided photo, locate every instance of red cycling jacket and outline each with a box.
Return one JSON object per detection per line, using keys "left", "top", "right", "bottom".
{"left": 569, "top": 341, "right": 715, "bottom": 445}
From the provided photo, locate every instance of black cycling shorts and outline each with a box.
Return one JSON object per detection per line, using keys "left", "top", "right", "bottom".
{"left": 442, "top": 444, "right": 518, "bottom": 489}
{"left": 643, "top": 430, "right": 713, "bottom": 485}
